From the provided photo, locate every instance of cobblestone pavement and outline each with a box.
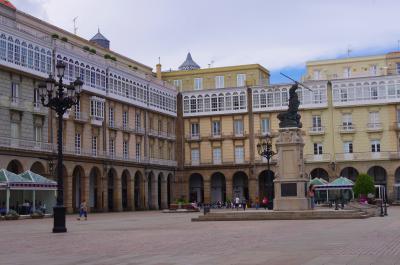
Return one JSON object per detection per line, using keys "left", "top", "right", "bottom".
{"left": 1, "top": 208, "right": 400, "bottom": 265}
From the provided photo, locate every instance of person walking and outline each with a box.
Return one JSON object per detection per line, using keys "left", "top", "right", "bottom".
{"left": 235, "top": 196, "right": 240, "bottom": 211}
{"left": 242, "top": 199, "right": 247, "bottom": 211}
{"left": 77, "top": 200, "right": 88, "bottom": 220}
{"left": 308, "top": 184, "right": 315, "bottom": 210}
{"left": 255, "top": 196, "right": 259, "bottom": 210}
{"left": 262, "top": 196, "right": 268, "bottom": 210}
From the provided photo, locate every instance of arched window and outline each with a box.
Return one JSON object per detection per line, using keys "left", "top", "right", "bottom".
{"left": 260, "top": 90, "right": 266, "bottom": 108}
{"left": 282, "top": 88, "right": 288, "bottom": 106}
{"left": 21, "top": 42, "right": 27, "bottom": 67}
{"left": 239, "top": 91, "right": 246, "bottom": 109}
{"left": 363, "top": 82, "right": 370, "bottom": 100}
{"left": 218, "top": 93, "right": 224, "bottom": 111}
{"left": 204, "top": 94, "right": 211, "bottom": 112}
{"left": 0, "top": 34, "right": 6, "bottom": 60}
{"left": 75, "top": 61, "right": 80, "bottom": 79}
{"left": 267, "top": 89, "right": 273, "bottom": 107}
{"left": 91, "top": 67, "right": 96, "bottom": 87}
{"left": 211, "top": 94, "right": 218, "bottom": 111}
{"left": 370, "top": 82, "right": 378, "bottom": 100}
{"left": 274, "top": 89, "right": 281, "bottom": 107}
{"left": 183, "top": 96, "right": 189, "bottom": 113}
{"left": 27, "top": 44, "right": 34, "bottom": 68}
{"left": 388, "top": 81, "right": 395, "bottom": 98}
{"left": 80, "top": 63, "right": 85, "bottom": 80}
{"left": 355, "top": 83, "right": 363, "bottom": 100}
{"left": 225, "top": 92, "right": 232, "bottom": 110}
{"left": 101, "top": 71, "right": 106, "bottom": 90}
{"left": 46, "top": 50, "right": 52, "bottom": 74}
{"left": 14, "top": 39, "right": 20, "bottom": 65}
{"left": 34, "top": 46, "right": 40, "bottom": 70}
{"left": 95, "top": 69, "right": 100, "bottom": 87}
{"left": 233, "top": 92, "right": 239, "bottom": 110}
{"left": 197, "top": 95, "right": 203, "bottom": 112}
{"left": 348, "top": 83, "right": 355, "bottom": 101}
{"left": 40, "top": 48, "right": 46, "bottom": 72}
{"left": 253, "top": 90, "right": 259, "bottom": 108}
{"left": 85, "top": 65, "right": 91, "bottom": 85}
{"left": 7, "top": 36, "right": 14, "bottom": 62}
{"left": 68, "top": 59, "right": 74, "bottom": 79}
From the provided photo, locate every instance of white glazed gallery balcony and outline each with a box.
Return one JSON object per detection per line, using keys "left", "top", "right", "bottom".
{"left": 308, "top": 126, "right": 325, "bottom": 135}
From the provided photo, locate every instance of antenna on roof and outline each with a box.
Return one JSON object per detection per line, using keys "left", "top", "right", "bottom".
{"left": 347, "top": 45, "right": 352, "bottom": 57}
{"left": 73, "top": 17, "right": 78, "bottom": 35}
{"left": 158, "top": 56, "right": 161, "bottom": 64}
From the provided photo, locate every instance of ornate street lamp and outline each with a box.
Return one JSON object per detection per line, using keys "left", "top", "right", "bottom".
{"left": 257, "top": 133, "right": 276, "bottom": 172}
{"left": 39, "top": 61, "right": 83, "bottom": 233}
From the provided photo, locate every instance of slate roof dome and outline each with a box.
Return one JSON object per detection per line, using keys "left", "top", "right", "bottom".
{"left": 178, "top": 52, "right": 200, "bottom": 70}
{"left": 90, "top": 29, "right": 110, "bottom": 49}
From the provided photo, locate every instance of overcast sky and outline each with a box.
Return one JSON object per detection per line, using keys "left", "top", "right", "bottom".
{"left": 13, "top": 0, "right": 400, "bottom": 82}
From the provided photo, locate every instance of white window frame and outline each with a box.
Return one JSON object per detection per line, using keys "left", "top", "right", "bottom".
{"left": 135, "top": 143, "right": 141, "bottom": 162}
{"left": 191, "top": 123, "right": 200, "bottom": 138}
{"left": 194, "top": 78, "right": 203, "bottom": 90}
{"left": 261, "top": 118, "right": 270, "bottom": 135}
{"left": 191, "top": 148, "right": 200, "bottom": 165}
{"left": 75, "top": 133, "right": 81, "bottom": 155}
{"left": 173, "top": 80, "right": 182, "bottom": 90}
{"left": 34, "top": 126, "right": 42, "bottom": 143}
{"left": 213, "top": 148, "right": 222, "bottom": 164}
{"left": 11, "top": 83, "right": 19, "bottom": 103}
{"left": 235, "top": 146, "right": 244, "bottom": 163}
{"left": 371, "top": 140, "right": 380, "bottom": 153}
{"left": 92, "top": 136, "right": 97, "bottom": 156}
{"left": 123, "top": 111, "right": 128, "bottom": 129}
{"left": 237, "top": 74, "right": 246, "bottom": 87}
{"left": 313, "top": 143, "right": 323, "bottom": 155}
{"left": 123, "top": 141, "right": 129, "bottom": 159}
{"left": 215, "top": 76, "right": 224, "bottom": 89}
{"left": 109, "top": 139, "right": 115, "bottom": 158}
{"left": 344, "top": 141, "right": 353, "bottom": 154}
{"left": 234, "top": 120, "right": 244, "bottom": 136}
{"left": 212, "top": 121, "right": 221, "bottom": 137}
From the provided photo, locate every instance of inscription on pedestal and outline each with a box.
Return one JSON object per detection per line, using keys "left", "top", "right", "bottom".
{"left": 281, "top": 183, "right": 297, "bottom": 197}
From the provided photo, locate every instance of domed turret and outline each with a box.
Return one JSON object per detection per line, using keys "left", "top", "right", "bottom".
{"left": 178, "top": 52, "right": 200, "bottom": 70}
{"left": 90, "top": 29, "right": 110, "bottom": 49}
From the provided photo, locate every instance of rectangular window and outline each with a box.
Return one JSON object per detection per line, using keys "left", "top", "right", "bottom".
{"left": 34, "top": 126, "right": 42, "bottom": 143}
{"left": 135, "top": 112, "right": 141, "bottom": 129}
{"left": 370, "top": 65, "right": 377, "bottom": 76}
{"left": 123, "top": 111, "right": 128, "bottom": 129}
{"left": 215, "top": 76, "right": 224, "bottom": 89}
{"left": 92, "top": 136, "right": 97, "bottom": 156}
{"left": 371, "top": 140, "right": 380, "bottom": 153}
{"left": 74, "top": 100, "right": 81, "bottom": 119}
{"left": 313, "top": 143, "right": 323, "bottom": 155}
{"left": 173, "top": 80, "right": 182, "bottom": 90}
{"left": 109, "top": 107, "right": 114, "bottom": 127}
{"left": 344, "top": 141, "right": 353, "bottom": 153}
{"left": 213, "top": 148, "right": 222, "bottom": 164}
{"left": 234, "top": 120, "right": 244, "bottom": 136}
{"left": 109, "top": 139, "right": 115, "bottom": 158}
{"left": 191, "top": 123, "right": 200, "bottom": 138}
{"left": 312, "top": 115, "right": 322, "bottom": 131}
{"left": 11, "top": 83, "right": 19, "bottom": 103}
{"left": 343, "top": 67, "right": 351, "bottom": 78}
{"left": 90, "top": 97, "right": 105, "bottom": 120}
{"left": 194, "top": 78, "right": 203, "bottom": 90}
{"left": 136, "top": 143, "right": 141, "bottom": 162}
{"left": 261, "top": 118, "right": 270, "bottom": 134}
{"left": 123, "top": 141, "right": 129, "bottom": 159}
{"left": 313, "top": 70, "right": 320, "bottom": 80}
{"left": 10, "top": 122, "right": 19, "bottom": 139}
{"left": 237, "top": 74, "right": 246, "bottom": 87}
{"left": 33, "top": 88, "right": 40, "bottom": 108}
{"left": 235, "top": 146, "right": 244, "bottom": 163}
{"left": 75, "top": 133, "right": 81, "bottom": 155}
{"left": 191, "top": 149, "right": 200, "bottom": 165}
{"left": 342, "top": 114, "right": 353, "bottom": 130}
{"left": 368, "top": 111, "right": 380, "bottom": 128}
{"left": 212, "top": 121, "right": 221, "bottom": 136}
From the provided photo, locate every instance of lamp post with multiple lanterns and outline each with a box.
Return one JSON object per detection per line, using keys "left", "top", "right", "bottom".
{"left": 256, "top": 133, "right": 275, "bottom": 172}
{"left": 39, "top": 61, "right": 83, "bottom": 233}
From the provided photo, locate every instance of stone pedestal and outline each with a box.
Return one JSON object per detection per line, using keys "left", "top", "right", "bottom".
{"left": 273, "top": 127, "right": 309, "bottom": 211}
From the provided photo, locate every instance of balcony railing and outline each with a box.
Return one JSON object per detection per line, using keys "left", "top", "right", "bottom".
{"left": 186, "top": 134, "right": 201, "bottom": 141}
{"left": 339, "top": 124, "right": 355, "bottom": 133}
{"left": 309, "top": 126, "right": 325, "bottom": 135}
{"left": 304, "top": 154, "right": 331, "bottom": 162}
{"left": 0, "top": 137, "right": 53, "bottom": 152}
{"left": 90, "top": 116, "right": 103, "bottom": 126}
{"left": 366, "top": 123, "right": 382, "bottom": 131}
{"left": 336, "top": 152, "right": 398, "bottom": 161}
{"left": 74, "top": 112, "right": 89, "bottom": 122}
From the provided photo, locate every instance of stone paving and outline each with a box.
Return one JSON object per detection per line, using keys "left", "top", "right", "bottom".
{"left": 1, "top": 207, "right": 400, "bottom": 265}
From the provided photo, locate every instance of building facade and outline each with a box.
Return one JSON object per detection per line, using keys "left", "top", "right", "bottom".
{"left": 0, "top": 1, "right": 177, "bottom": 213}
{"left": 162, "top": 53, "right": 400, "bottom": 206}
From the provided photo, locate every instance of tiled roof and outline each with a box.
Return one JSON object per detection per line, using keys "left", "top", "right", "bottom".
{"left": 178, "top": 52, "right": 200, "bottom": 71}
{"left": 90, "top": 29, "right": 109, "bottom": 41}
{"left": 0, "top": 0, "right": 16, "bottom": 10}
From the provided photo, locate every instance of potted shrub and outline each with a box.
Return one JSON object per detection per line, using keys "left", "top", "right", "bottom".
{"left": 353, "top": 173, "right": 375, "bottom": 203}
{"left": 5, "top": 210, "right": 19, "bottom": 220}
{"left": 61, "top": 37, "right": 68, "bottom": 42}
{"left": 51, "top": 33, "right": 59, "bottom": 39}
{"left": 83, "top": 46, "right": 90, "bottom": 52}
{"left": 30, "top": 210, "right": 44, "bottom": 219}
{"left": 90, "top": 48, "right": 96, "bottom": 54}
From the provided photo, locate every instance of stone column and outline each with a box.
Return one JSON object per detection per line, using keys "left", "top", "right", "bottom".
{"left": 114, "top": 176, "right": 123, "bottom": 212}
{"left": 161, "top": 178, "right": 168, "bottom": 209}
{"left": 203, "top": 179, "right": 211, "bottom": 204}
{"left": 152, "top": 176, "right": 159, "bottom": 210}
{"left": 82, "top": 176, "right": 90, "bottom": 212}
{"left": 226, "top": 179, "right": 233, "bottom": 202}
{"left": 274, "top": 128, "right": 309, "bottom": 211}
{"left": 143, "top": 177, "right": 149, "bottom": 210}
{"left": 387, "top": 172, "right": 395, "bottom": 201}
{"left": 64, "top": 175, "right": 73, "bottom": 214}
{"left": 248, "top": 177, "right": 258, "bottom": 204}
{"left": 129, "top": 176, "right": 135, "bottom": 211}
{"left": 102, "top": 174, "right": 108, "bottom": 212}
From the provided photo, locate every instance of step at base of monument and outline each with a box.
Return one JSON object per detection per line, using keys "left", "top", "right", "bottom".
{"left": 192, "top": 210, "right": 371, "bottom": 222}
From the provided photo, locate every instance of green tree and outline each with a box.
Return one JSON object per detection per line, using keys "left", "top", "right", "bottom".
{"left": 353, "top": 173, "right": 375, "bottom": 198}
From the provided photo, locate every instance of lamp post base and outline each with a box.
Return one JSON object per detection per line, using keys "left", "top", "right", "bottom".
{"left": 53, "top": 205, "right": 67, "bottom": 233}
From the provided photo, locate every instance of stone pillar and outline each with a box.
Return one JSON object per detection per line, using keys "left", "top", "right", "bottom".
{"left": 143, "top": 177, "right": 149, "bottom": 210}
{"left": 203, "top": 179, "right": 211, "bottom": 204}
{"left": 82, "top": 176, "right": 90, "bottom": 212}
{"left": 226, "top": 179, "right": 233, "bottom": 202}
{"left": 274, "top": 128, "right": 309, "bottom": 211}
{"left": 151, "top": 176, "right": 159, "bottom": 209}
{"left": 102, "top": 174, "right": 108, "bottom": 212}
{"left": 129, "top": 176, "right": 135, "bottom": 211}
{"left": 161, "top": 178, "right": 168, "bottom": 209}
{"left": 114, "top": 176, "right": 123, "bottom": 212}
{"left": 64, "top": 175, "right": 73, "bottom": 214}
{"left": 387, "top": 172, "right": 395, "bottom": 201}
{"left": 248, "top": 177, "right": 258, "bottom": 204}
